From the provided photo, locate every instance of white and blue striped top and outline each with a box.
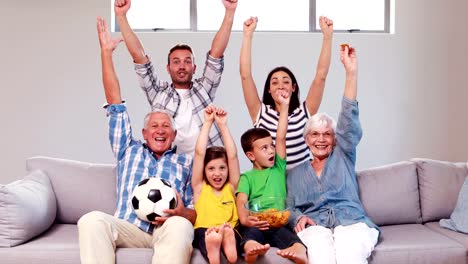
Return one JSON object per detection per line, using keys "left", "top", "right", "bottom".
{"left": 107, "top": 104, "right": 193, "bottom": 234}
{"left": 254, "top": 102, "right": 311, "bottom": 170}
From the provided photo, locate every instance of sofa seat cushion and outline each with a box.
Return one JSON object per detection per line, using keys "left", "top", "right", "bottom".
{"left": 425, "top": 222, "right": 468, "bottom": 249}
{"left": 369, "top": 224, "right": 465, "bottom": 264}
{"left": 190, "top": 248, "right": 293, "bottom": 264}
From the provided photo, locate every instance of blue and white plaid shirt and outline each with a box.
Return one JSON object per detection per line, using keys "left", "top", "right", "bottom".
{"left": 135, "top": 52, "right": 224, "bottom": 149}
{"left": 107, "top": 104, "right": 194, "bottom": 234}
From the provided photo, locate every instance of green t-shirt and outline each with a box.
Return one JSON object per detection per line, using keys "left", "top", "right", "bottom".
{"left": 237, "top": 153, "right": 287, "bottom": 207}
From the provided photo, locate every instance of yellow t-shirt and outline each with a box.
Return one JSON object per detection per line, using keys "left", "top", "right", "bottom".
{"left": 194, "top": 182, "right": 239, "bottom": 229}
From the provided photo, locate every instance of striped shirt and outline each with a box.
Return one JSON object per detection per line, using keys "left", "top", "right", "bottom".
{"left": 134, "top": 52, "right": 224, "bottom": 153}
{"left": 107, "top": 104, "right": 194, "bottom": 234}
{"left": 254, "top": 102, "right": 311, "bottom": 170}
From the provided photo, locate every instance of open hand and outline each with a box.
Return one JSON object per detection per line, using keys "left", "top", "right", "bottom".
{"left": 97, "top": 17, "right": 123, "bottom": 52}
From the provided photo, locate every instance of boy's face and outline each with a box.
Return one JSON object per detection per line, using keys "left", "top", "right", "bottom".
{"left": 246, "top": 136, "right": 276, "bottom": 169}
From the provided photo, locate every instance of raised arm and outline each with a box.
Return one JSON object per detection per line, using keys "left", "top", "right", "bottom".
{"left": 209, "top": 0, "right": 237, "bottom": 58}
{"left": 191, "top": 105, "right": 216, "bottom": 201}
{"left": 97, "top": 17, "right": 123, "bottom": 104}
{"left": 275, "top": 90, "right": 290, "bottom": 160}
{"left": 305, "top": 16, "right": 333, "bottom": 115}
{"left": 114, "top": 0, "right": 148, "bottom": 64}
{"left": 340, "top": 46, "right": 358, "bottom": 100}
{"left": 214, "top": 107, "right": 240, "bottom": 190}
{"left": 240, "top": 17, "right": 261, "bottom": 123}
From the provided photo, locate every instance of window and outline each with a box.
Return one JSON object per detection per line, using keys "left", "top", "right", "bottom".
{"left": 112, "top": 0, "right": 391, "bottom": 33}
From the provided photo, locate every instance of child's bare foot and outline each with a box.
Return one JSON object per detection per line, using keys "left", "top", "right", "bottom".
{"left": 206, "top": 227, "right": 223, "bottom": 264}
{"left": 244, "top": 240, "right": 270, "bottom": 264}
{"left": 277, "top": 242, "right": 308, "bottom": 264}
{"left": 221, "top": 223, "right": 237, "bottom": 263}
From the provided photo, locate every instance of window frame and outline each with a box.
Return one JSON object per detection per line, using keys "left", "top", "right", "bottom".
{"left": 113, "top": 0, "right": 391, "bottom": 33}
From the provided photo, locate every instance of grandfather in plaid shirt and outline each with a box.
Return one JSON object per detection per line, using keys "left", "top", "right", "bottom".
{"left": 78, "top": 17, "right": 196, "bottom": 264}
{"left": 115, "top": 0, "right": 239, "bottom": 155}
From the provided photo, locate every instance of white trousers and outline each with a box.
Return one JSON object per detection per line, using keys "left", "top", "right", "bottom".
{"left": 78, "top": 211, "right": 194, "bottom": 264}
{"left": 297, "top": 222, "right": 379, "bottom": 264}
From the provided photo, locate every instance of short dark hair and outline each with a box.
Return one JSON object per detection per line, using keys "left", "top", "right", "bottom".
{"left": 167, "top": 44, "right": 194, "bottom": 64}
{"left": 240, "top": 128, "right": 271, "bottom": 153}
{"left": 204, "top": 146, "right": 228, "bottom": 181}
{"left": 262, "top": 66, "right": 300, "bottom": 115}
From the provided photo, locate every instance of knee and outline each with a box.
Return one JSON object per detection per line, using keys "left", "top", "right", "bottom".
{"left": 78, "top": 211, "right": 108, "bottom": 230}
{"left": 163, "top": 216, "right": 194, "bottom": 240}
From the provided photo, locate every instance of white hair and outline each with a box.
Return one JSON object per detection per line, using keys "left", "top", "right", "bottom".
{"left": 303, "top": 112, "right": 337, "bottom": 138}
{"left": 143, "top": 109, "right": 176, "bottom": 130}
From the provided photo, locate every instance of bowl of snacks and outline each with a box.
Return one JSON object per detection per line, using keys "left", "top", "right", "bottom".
{"left": 246, "top": 196, "right": 291, "bottom": 228}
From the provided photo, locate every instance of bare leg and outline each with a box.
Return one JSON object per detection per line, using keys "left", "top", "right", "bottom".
{"left": 205, "top": 227, "right": 223, "bottom": 264}
{"left": 221, "top": 223, "right": 237, "bottom": 263}
{"left": 277, "top": 242, "right": 308, "bottom": 264}
{"left": 244, "top": 240, "right": 270, "bottom": 264}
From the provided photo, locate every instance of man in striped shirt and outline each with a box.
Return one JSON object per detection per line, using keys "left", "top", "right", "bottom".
{"left": 78, "top": 17, "right": 196, "bottom": 264}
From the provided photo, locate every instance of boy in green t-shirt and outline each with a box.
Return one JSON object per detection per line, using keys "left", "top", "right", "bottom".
{"left": 236, "top": 90, "right": 307, "bottom": 264}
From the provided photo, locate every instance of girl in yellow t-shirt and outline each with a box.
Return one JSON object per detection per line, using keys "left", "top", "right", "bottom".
{"left": 192, "top": 105, "right": 241, "bottom": 264}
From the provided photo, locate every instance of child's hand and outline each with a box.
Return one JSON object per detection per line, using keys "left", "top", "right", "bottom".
{"left": 275, "top": 90, "right": 290, "bottom": 110}
{"left": 204, "top": 105, "right": 216, "bottom": 123}
{"left": 214, "top": 107, "right": 227, "bottom": 125}
{"left": 246, "top": 215, "right": 270, "bottom": 230}
{"left": 243, "top": 16, "right": 258, "bottom": 36}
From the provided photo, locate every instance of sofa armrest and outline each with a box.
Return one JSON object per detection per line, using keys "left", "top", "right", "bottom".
{"left": 0, "top": 170, "right": 57, "bottom": 247}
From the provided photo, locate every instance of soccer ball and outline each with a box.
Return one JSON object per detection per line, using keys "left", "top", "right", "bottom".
{"left": 131, "top": 177, "right": 177, "bottom": 222}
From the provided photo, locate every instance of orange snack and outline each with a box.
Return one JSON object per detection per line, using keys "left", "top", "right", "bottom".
{"left": 250, "top": 208, "right": 291, "bottom": 228}
{"left": 340, "top": 44, "right": 349, "bottom": 50}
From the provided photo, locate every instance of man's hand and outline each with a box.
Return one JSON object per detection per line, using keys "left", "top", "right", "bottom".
{"left": 97, "top": 17, "right": 123, "bottom": 52}
{"left": 243, "top": 16, "right": 258, "bottom": 36}
{"left": 294, "top": 216, "right": 316, "bottom": 233}
{"left": 114, "top": 0, "right": 131, "bottom": 17}
{"left": 319, "top": 16, "right": 333, "bottom": 37}
{"left": 222, "top": 0, "right": 238, "bottom": 11}
{"left": 152, "top": 191, "right": 186, "bottom": 225}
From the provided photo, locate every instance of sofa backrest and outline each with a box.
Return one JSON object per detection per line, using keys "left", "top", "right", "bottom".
{"left": 357, "top": 161, "right": 422, "bottom": 226}
{"left": 26, "top": 156, "right": 116, "bottom": 224}
{"left": 412, "top": 158, "right": 467, "bottom": 223}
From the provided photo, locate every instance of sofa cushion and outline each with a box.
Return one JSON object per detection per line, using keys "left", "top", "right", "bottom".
{"left": 370, "top": 224, "right": 466, "bottom": 264}
{"left": 413, "top": 158, "right": 468, "bottom": 223}
{"left": 357, "top": 161, "right": 422, "bottom": 226}
{"left": 26, "top": 156, "right": 116, "bottom": 224}
{"left": 0, "top": 170, "right": 56, "bottom": 247}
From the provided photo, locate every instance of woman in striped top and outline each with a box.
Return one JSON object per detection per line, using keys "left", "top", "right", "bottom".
{"left": 240, "top": 16, "right": 334, "bottom": 169}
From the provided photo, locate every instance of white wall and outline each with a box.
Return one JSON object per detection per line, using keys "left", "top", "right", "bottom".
{"left": 1, "top": 0, "right": 467, "bottom": 184}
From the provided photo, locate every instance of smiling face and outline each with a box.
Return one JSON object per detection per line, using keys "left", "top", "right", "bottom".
{"left": 166, "top": 49, "right": 196, "bottom": 88}
{"left": 247, "top": 136, "right": 276, "bottom": 169}
{"left": 305, "top": 127, "right": 336, "bottom": 161}
{"left": 204, "top": 158, "right": 228, "bottom": 191}
{"left": 142, "top": 112, "right": 176, "bottom": 158}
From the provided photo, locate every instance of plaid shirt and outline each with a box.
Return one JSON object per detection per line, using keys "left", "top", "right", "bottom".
{"left": 107, "top": 104, "right": 193, "bottom": 234}
{"left": 135, "top": 52, "right": 224, "bottom": 149}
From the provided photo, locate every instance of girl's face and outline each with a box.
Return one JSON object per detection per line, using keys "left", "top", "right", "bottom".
{"left": 205, "top": 158, "right": 229, "bottom": 191}
{"left": 269, "top": 70, "right": 295, "bottom": 102}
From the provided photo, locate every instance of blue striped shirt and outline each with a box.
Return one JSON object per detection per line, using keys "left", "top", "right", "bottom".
{"left": 107, "top": 104, "right": 194, "bottom": 234}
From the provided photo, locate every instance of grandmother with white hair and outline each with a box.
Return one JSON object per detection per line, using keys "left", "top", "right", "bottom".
{"left": 286, "top": 45, "right": 379, "bottom": 264}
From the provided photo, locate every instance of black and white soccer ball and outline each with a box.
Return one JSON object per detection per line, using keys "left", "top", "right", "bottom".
{"left": 131, "top": 177, "right": 177, "bottom": 222}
